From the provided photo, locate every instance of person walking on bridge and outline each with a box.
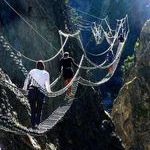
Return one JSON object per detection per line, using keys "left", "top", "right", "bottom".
{"left": 23, "top": 60, "right": 50, "bottom": 129}
{"left": 106, "top": 50, "right": 114, "bottom": 77}
{"left": 118, "top": 34, "right": 124, "bottom": 43}
{"left": 59, "top": 52, "right": 78, "bottom": 97}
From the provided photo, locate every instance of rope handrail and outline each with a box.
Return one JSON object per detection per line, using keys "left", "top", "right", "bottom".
{"left": 60, "top": 19, "right": 123, "bottom": 70}
{"left": 0, "top": 34, "right": 69, "bottom": 63}
{"left": 99, "top": 43, "right": 125, "bottom": 69}
{"left": 75, "top": 35, "right": 124, "bottom": 70}
{"left": 78, "top": 31, "right": 129, "bottom": 86}
{"left": 86, "top": 47, "right": 111, "bottom": 57}
{"left": 0, "top": 1, "right": 130, "bottom": 136}
{"left": 50, "top": 72, "right": 62, "bottom": 88}
{"left": 0, "top": 34, "right": 129, "bottom": 137}
{"left": 76, "top": 17, "right": 125, "bottom": 68}
{"left": 1, "top": 30, "right": 80, "bottom": 63}
{"left": 0, "top": 55, "right": 84, "bottom": 98}
{"left": 43, "top": 35, "right": 69, "bottom": 63}
{"left": 79, "top": 47, "right": 122, "bottom": 86}
{"left": 76, "top": 60, "right": 107, "bottom": 70}
{"left": 70, "top": 17, "right": 128, "bottom": 71}
{"left": 35, "top": 55, "right": 84, "bottom": 97}
{"left": 59, "top": 30, "right": 80, "bottom": 38}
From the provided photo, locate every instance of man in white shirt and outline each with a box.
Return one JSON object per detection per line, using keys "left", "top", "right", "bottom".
{"left": 23, "top": 60, "right": 50, "bottom": 128}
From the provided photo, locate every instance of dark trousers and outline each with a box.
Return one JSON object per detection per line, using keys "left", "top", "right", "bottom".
{"left": 28, "top": 87, "right": 45, "bottom": 127}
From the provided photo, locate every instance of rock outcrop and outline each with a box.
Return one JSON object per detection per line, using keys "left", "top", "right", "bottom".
{"left": 47, "top": 86, "right": 125, "bottom": 150}
{"left": 111, "top": 20, "right": 150, "bottom": 150}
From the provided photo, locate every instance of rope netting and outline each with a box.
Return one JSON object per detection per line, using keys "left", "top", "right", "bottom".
{"left": 0, "top": 15, "right": 129, "bottom": 98}
{"left": 0, "top": 26, "right": 128, "bottom": 135}
{"left": 72, "top": 18, "right": 124, "bottom": 70}
{"left": 78, "top": 34, "right": 128, "bottom": 86}
{"left": 82, "top": 16, "right": 128, "bottom": 68}
{"left": 0, "top": 0, "right": 130, "bottom": 135}
{"left": 91, "top": 22, "right": 105, "bottom": 45}
{"left": 27, "top": 55, "right": 84, "bottom": 97}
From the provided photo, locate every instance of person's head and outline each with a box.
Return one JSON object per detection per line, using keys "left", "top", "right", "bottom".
{"left": 36, "top": 60, "right": 45, "bottom": 70}
{"left": 101, "top": 120, "right": 115, "bottom": 133}
{"left": 120, "top": 34, "right": 123, "bottom": 37}
{"left": 64, "top": 52, "right": 69, "bottom": 58}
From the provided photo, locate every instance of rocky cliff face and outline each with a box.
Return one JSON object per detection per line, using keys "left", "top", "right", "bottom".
{"left": 0, "top": 0, "right": 67, "bottom": 84}
{"left": 111, "top": 20, "right": 150, "bottom": 150}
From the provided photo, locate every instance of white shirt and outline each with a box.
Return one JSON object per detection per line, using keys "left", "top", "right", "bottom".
{"left": 23, "top": 69, "right": 51, "bottom": 93}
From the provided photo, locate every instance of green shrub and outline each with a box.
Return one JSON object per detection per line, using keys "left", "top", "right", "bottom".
{"left": 134, "top": 38, "right": 140, "bottom": 50}
{"left": 121, "top": 55, "right": 135, "bottom": 76}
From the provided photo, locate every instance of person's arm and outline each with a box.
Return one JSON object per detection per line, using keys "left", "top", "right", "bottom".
{"left": 71, "top": 58, "right": 78, "bottom": 68}
{"left": 45, "top": 72, "right": 51, "bottom": 93}
{"left": 106, "top": 53, "right": 109, "bottom": 62}
{"left": 106, "top": 51, "right": 114, "bottom": 63}
{"left": 59, "top": 59, "right": 63, "bottom": 72}
{"left": 23, "top": 73, "right": 30, "bottom": 91}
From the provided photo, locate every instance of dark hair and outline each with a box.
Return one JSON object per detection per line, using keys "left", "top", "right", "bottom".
{"left": 64, "top": 52, "right": 69, "bottom": 57}
{"left": 101, "top": 120, "right": 115, "bottom": 133}
{"left": 36, "top": 60, "right": 45, "bottom": 70}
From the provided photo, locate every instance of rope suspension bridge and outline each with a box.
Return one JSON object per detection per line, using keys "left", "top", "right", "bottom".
{"left": 0, "top": 0, "right": 129, "bottom": 136}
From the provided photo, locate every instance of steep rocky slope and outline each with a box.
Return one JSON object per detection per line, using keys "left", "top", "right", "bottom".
{"left": 71, "top": 0, "right": 150, "bottom": 57}
{"left": 111, "top": 20, "right": 150, "bottom": 150}
{"left": 47, "top": 86, "right": 125, "bottom": 150}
